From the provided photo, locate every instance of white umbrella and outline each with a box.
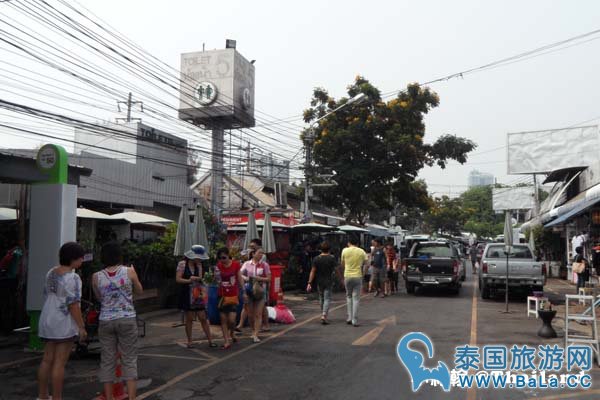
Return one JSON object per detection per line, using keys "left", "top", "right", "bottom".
{"left": 173, "top": 205, "right": 192, "bottom": 256}
{"left": 529, "top": 231, "right": 535, "bottom": 253}
{"left": 243, "top": 212, "right": 260, "bottom": 250}
{"left": 261, "top": 212, "right": 277, "bottom": 254}
{"left": 503, "top": 211, "right": 513, "bottom": 313}
{"left": 192, "top": 204, "right": 209, "bottom": 249}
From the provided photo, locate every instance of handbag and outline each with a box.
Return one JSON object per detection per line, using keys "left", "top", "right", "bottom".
{"left": 219, "top": 295, "right": 239, "bottom": 308}
{"left": 572, "top": 261, "right": 586, "bottom": 274}
{"left": 251, "top": 280, "right": 265, "bottom": 301}
{"left": 190, "top": 283, "right": 205, "bottom": 308}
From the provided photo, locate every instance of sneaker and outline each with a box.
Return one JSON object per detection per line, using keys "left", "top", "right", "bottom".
{"left": 352, "top": 322, "right": 360, "bottom": 327}
{"left": 252, "top": 336, "right": 261, "bottom": 343}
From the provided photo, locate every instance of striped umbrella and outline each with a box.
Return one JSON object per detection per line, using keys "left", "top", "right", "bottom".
{"left": 174, "top": 205, "right": 192, "bottom": 256}
{"left": 261, "top": 211, "right": 277, "bottom": 254}
{"left": 192, "top": 204, "right": 209, "bottom": 249}
{"left": 243, "top": 212, "right": 260, "bottom": 250}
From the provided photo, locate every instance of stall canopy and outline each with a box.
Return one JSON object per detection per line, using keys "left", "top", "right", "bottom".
{"left": 544, "top": 183, "right": 600, "bottom": 228}
{"left": 337, "top": 224, "right": 368, "bottom": 233}
{"left": 76, "top": 208, "right": 114, "bottom": 220}
{"left": 109, "top": 211, "right": 173, "bottom": 224}
{"left": 291, "top": 223, "right": 335, "bottom": 232}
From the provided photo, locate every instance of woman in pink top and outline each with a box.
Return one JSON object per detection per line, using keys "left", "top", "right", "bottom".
{"left": 240, "top": 248, "right": 271, "bottom": 343}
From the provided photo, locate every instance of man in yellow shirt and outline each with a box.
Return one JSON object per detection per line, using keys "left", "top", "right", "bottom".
{"left": 341, "top": 236, "right": 367, "bottom": 326}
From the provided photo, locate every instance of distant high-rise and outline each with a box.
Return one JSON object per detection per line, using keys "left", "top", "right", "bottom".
{"left": 468, "top": 170, "right": 495, "bottom": 188}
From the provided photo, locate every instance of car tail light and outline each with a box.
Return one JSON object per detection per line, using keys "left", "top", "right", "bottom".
{"left": 541, "top": 263, "right": 547, "bottom": 276}
{"left": 453, "top": 260, "right": 459, "bottom": 276}
{"left": 481, "top": 262, "right": 488, "bottom": 273}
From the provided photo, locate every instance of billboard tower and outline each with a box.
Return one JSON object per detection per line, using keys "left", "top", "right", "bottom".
{"left": 178, "top": 40, "right": 255, "bottom": 214}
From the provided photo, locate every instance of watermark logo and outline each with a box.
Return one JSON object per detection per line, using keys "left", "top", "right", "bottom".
{"left": 396, "top": 332, "right": 593, "bottom": 392}
{"left": 396, "top": 332, "right": 451, "bottom": 392}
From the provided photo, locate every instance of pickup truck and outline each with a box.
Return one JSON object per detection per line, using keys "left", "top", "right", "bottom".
{"left": 479, "top": 243, "right": 546, "bottom": 299}
{"left": 402, "top": 241, "right": 463, "bottom": 295}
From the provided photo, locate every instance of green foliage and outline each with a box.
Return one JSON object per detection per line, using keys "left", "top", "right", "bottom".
{"left": 303, "top": 76, "right": 476, "bottom": 224}
{"left": 425, "top": 196, "right": 467, "bottom": 235}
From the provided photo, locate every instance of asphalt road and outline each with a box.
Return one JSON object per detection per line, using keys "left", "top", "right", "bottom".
{"left": 1, "top": 265, "right": 599, "bottom": 399}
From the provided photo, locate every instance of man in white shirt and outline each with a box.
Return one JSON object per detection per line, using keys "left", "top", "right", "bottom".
{"left": 572, "top": 232, "right": 585, "bottom": 259}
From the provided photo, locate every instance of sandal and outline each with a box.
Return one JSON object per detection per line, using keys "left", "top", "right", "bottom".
{"left": 234, "top": 327, "right": 242, "bottom": 333}
{"left": 186, "top": 343, "right": 194, "bottom": 348}
{"left": 208, "top": 342, "right": 218, "bottom": 348}
{"left": 220, "top": 343, "right": 232, "bottom": 350}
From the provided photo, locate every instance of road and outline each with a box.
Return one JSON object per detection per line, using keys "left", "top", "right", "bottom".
{"left": 1, "top": 265, "right": 599, "bottom": 399}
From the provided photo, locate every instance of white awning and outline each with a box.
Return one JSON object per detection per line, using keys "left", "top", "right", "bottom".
{"left": 312, "top": 212, "right": 345, "bottom": 221}
{"left": 108, "top": 212, "right": 173, "bottom": 224}
{"left": 77, "top": 208, "right": 114, "bottom": 220}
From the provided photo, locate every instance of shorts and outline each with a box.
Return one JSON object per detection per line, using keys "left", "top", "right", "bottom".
{"left": 363, "top": 274, "right": 371, "bottom": 284}
{"left": 370, "top": 268, "right": 386, "bottom": 286}
{"left": 41, "top": 335, "right": 78, "bottom": 343}
{"left": 219, "top": 304, "right": 238, "bottom": 314}
{"left": 387, "top": 269, "right": 395, "bottom": 280}
{"left": 188, "top": 304, "right": 206, "bottom": 312}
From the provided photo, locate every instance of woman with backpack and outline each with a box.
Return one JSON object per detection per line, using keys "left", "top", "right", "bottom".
{"left": 240, "top": 248, "right": 271, "bottom": 343}
{"left": 175, "top": 245, "right": 216, "bottom": 349}
{"left": 214, "top": 247, "right": 244, "bottom": 349}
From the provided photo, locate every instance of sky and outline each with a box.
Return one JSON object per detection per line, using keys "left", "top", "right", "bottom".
{"left": 2, "top": 0, "right": 600, "bottom": 196}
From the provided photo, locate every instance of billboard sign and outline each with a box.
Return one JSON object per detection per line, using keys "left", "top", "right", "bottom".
{"left": 493, "top": 187, "right": 535, "bottom": 211}
{"left": 507, "top": 125, "right": 599, "bottom": 174}
{"left": 178, "top": 48, "right": 255, "bottom": 129}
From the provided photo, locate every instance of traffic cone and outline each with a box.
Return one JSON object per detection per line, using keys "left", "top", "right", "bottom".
{"left": 94, "top": 352, "right": 128, "bottom": 400}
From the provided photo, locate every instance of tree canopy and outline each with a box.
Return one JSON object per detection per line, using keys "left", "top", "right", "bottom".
{"left": 302, "top": 76, "right": 476, "bottom": 223}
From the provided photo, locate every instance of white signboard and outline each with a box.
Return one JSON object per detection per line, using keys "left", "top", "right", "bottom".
{"left": 493, "top": 187, "right": 535, "bottom": 211}
{"left": 507, "top": 125, "right": 600, "bottom": 174}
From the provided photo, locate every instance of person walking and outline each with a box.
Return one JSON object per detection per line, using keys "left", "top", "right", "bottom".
{"left": 469, "top": 245, "right": 478, "bottom": 274}
{"left": 341, "top": 236, "right": 368, "bottom": 327}
{"left": 37, "top": 242, "right": 86, "bottom": 400}
{"left": 384, "top": 243, "right": 398, "bottom": 295}
{"left": 175, "top": 245, "right": 216, "bottom": 348}
{"left": 306, "top": 241, "right": 337, "bottom": 324}
{"left": 370, "top": 238, "right": 386, "bottom": 297}
{"left": 240, "top": 248, "right": 271, "bottom": 343}
{"left": 574, "top": 246, "right": 590, "bottom": 293}
{"left": 92, "top": 242, "right": 143, "bottom": 400}
{"left": 215, "top": 247, "right": 244, "bottom": 350}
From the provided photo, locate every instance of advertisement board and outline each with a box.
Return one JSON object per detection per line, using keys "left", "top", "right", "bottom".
{"left": 507, "top": 125, "right": 599, "bottom": 174}
{"left": 492, "top": 187, "right": 535, "bottom": 211}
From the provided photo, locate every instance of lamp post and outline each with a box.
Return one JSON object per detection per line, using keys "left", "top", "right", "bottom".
{"left": 303, "top": 93, "right": 365, "bottom": 221}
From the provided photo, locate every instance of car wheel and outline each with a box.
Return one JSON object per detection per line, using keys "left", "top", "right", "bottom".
{"left": 480, "top": 283, "right": 490, "bottom": 299}
{"left": 406, "top": 282, "right": 415, "bottom": 294}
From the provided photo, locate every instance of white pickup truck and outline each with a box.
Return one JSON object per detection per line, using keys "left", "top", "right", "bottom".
{"left": 479, "top": 243, "right": 546, "bottom": 299}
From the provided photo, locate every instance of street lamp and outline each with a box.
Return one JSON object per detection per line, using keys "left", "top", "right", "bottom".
{"left": 303, "top": 92, "right": 366, "bottom": 221}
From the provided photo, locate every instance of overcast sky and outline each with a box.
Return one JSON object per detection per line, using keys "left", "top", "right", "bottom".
{"left": 2, "top": 0, "right": 600, "bottom": 196}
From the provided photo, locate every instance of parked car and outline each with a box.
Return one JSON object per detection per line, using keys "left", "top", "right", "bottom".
{"left": 453, "top": 243, "right": 468, "bottom": 282}
{"left": 479, "top": 243, "right": 546, "bottom": 299}
{"left": 402, "top": 241, "right": 463, "bottom": 295}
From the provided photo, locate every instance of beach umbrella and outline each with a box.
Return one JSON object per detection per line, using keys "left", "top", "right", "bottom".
{"left": 192, "top": 204, "right": 209, "bottom": 249}
{"left": 243, "top": 212, "right": 260, "bottom": 250}
{"left": 261, "top": 211, "right": 277, "bottom": 254}
{"left": 173, "top": 205, "right": 192, "bottom": 256}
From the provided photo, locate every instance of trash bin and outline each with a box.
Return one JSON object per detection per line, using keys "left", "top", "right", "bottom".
{"left": 270, "top": 264, "right": 285, "bottom": 305}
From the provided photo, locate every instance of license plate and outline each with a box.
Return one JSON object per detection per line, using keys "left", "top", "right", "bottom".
{"left": 423, "top": 276, "right": 436, "bottom": 282}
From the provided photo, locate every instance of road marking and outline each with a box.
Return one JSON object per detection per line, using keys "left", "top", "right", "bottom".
{"left": 529, "top": 389, "right": 600, "bottom": 400}
{"left": 466, "top": 278, "right": 478, "bottom": 400}
{"left": 188, "top": 348, "right": 217, "bottom": 360}
{"left": 138, "top": 353, "right": 210, "bottom": 362}
{"left": 0, "top": 355, "right": 41, "bottom": 370}
{"left": 136, "top": 297, "right": 362, "bottom": 399}
{"left": 352, "top": 316, "right": 396, "bottom": 346}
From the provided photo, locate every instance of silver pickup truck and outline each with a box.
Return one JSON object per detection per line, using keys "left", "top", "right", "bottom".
{"left": 479, "top": 243, "right": 546, "bottom": 299}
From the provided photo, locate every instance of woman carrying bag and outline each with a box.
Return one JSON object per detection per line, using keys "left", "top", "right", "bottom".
{"left": 175, "top": 245, "right": 215, "bottom": 348}
{"left": 214, "top": 247, "right": 244, "bottom": 349}
{"left": 573, "top": 246, "right": 590, "bottom": 293}
{"left": 240, "top": 248, "right": 271, "bottom": 343}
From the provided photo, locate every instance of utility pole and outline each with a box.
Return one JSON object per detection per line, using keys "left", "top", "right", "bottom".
{"left": 210, "top": 126, "right": 225, "bottom": 215}
{"left": 303, "top": 132, "right": 314, "bottom": 221}
{"left": 533, "top": 174, "right": 540, "bottom": 217}
{"left": 117, "top": 92, "right": 143, "bottom": 123}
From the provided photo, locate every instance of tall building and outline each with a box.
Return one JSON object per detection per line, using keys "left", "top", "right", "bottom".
{"left": 468, "top": 170, "right": 495, "bottom": 188}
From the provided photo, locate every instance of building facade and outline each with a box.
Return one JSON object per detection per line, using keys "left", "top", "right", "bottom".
{"left": 468, "top": 170, "right": 495, "bottom": 188}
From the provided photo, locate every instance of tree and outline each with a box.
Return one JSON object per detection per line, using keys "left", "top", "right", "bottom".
{"left": 303, "top": 76, "right": 476, "bottom": 224}
{"left": 425, "top": 196, "right": 467, "bottom": 235}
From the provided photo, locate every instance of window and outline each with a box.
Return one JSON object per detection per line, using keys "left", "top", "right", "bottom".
{"left": 485, "top": 245, "right": 532, "bottom": 259}
{"left": 412, "top": 244, "right": 454, "bottom": 258}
